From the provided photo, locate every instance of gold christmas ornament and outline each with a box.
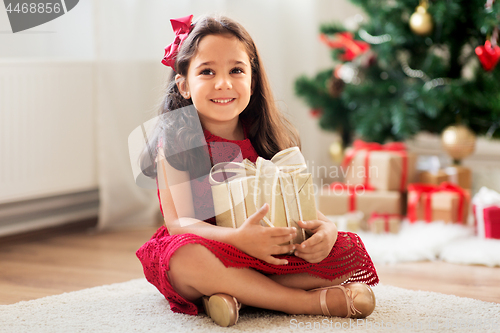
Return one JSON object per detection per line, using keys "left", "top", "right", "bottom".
{"left": 409, "top": 1, "right": 433, "bottom": 36}
{"left": 329, "top": 141, "right": 344, "bottom": 164}
{"left": 441, "top": 124, "right": 476, "bottom": 163}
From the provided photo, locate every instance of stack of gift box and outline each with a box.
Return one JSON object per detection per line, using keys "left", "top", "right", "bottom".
{"left": 207, "top": 141, "right": 497, "bottom": 240}
{"left": 409, "top": 153, "right": 472, "bottom": 225}
{"left": 319, "top": 140, "right": 474, "bottom": 234}
{"left": 319, "top": 140, "right": 416, "bottom": 234}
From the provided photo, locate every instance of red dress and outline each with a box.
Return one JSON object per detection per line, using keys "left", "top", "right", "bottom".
{"left": 136, "top": 129, "right": 379, "bottom": 315}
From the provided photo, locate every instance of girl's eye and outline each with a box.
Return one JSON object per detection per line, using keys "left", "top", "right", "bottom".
{"left": 200, "top": 69, "right": 214, "bottom": 75}
{"left": 231, "top": 67, "right": 244, "bottom": 74}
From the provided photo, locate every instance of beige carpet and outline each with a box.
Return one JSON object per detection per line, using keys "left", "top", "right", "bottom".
{"left": 1, "top": 278, "right": 499, "bottom": 333}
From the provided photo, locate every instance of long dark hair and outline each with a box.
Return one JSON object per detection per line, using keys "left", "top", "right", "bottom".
{"left": 140, "top": 15, "right": 300, "bottom": 179}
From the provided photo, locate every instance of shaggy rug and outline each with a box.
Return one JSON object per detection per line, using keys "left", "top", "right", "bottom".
{"left": 340, "top": 219, "right": 499, "bottom": 267}
{"left": 354, "top": 220, "right": 475, "bottom": 264}
{"left": 440, "top": 237, "right": 500, "bottom": 267}
{"left": 1, "top": 279, "right": 499, "bottom": 333}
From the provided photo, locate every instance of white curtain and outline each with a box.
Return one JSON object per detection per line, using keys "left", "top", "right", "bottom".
{"left": 92, "top": 0, "right": 362, "bottom": 229}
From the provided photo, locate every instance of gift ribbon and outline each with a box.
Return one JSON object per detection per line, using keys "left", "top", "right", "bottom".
{"left": 342, "top": 139, "right": 408, "bottom": 191}
{"left": 209, "top": 147, "right": 308, "bottom": 241}
{"left": 368, "top": 213, "right": 402, "bottom": 232}
{"left": 407, "top": 182, "right": 468, "bottom": 224}
{"left": 328, "top": 182, "right": 374, "bottom": 212}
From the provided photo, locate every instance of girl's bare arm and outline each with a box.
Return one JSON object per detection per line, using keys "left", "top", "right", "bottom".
{"left": 157, "top": 149, "right": 234, "bottom": 240}
{"left": 157, "top": 151, "right": 295, "bottom": 264}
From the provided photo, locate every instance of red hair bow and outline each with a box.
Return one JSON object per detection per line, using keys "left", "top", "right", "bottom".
{"left": 161, "top": 15, "right": 194, "bottom": 70}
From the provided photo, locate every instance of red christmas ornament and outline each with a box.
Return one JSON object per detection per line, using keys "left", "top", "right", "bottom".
{"left": 310, "top": 108, "right": 323, "bottom": 118}
{"left": 475, "top": 40, "right": 500, "bottom": 71}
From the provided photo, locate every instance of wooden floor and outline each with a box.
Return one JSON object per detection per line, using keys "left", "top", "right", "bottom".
{"left": 1, "top": 224, "right": 500, "bottom": 305}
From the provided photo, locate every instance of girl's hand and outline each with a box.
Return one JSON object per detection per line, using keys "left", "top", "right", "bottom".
{"left": 234, "top": 204, "right": 297, "bottom": 265}
{"left": 293, "top": 216, "right": 338, "bottom": 264}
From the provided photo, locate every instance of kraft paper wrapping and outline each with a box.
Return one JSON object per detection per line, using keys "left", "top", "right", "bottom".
{"left": 408, "top": 190, "right": 470, "bottom": 224}
{"left": 326, "top": 211, "right": 364, "bottom": 232}
{"left": 344, "top": 149, "right": 417, "bottom": 191}
{"left": 210, "top": 147, "right": 317, "bottom": 245}
{"left": 368, "top": 215, "right": 401, "bottom": 234}
{"left": 318, "top": 188, "right": 402, "bottom": 220}
{"left": 418, "top": 166, "right": 472, "bottom": 190}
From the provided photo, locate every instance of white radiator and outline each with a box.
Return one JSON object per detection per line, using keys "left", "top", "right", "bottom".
{"left": 0, "top": 61, "right": 98, "bottom": 235}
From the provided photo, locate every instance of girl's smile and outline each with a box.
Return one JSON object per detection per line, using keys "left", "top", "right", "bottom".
{"left": 176, "top": 34, "right": 253, "bottom": 138}
{"left": 211, "top": 98, "right": 235, "bottom": 104}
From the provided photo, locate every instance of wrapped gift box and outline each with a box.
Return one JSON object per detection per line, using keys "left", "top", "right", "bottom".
{"left": 318, "top": 183, "right": 402, "bottom": 223}
{"left": 483, "top": 207, "right": 500, "bottom": 239}
{"left": 407, "top": 183, "right": 470, "bottom": 224}
{"left": 343, "top": 140, "right": 417, "bottom": 191}
{"left": 418, "top": 165, "right": 472, "bottom": 190}
{"left": 472, "top": 187, "right": 500, "bottom": 239}
{"left": 326, "top": 211, "right": 364, "bottom": 232}
{"left": 211, "top": 147, "right": 317, "bottom": 245}
{"left": 367, "top": 213, "right": 401, "bottom": 234}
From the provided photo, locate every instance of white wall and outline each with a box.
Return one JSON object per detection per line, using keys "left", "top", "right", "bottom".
{"left": 0, "top": 0, "right": 368, "bottom": 229}
{"left": 0, "top": 0, "right": 94, "bottom": 59}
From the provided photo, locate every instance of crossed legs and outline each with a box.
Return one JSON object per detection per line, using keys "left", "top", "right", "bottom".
{"left": 167, "top": 244, "right": 352, "bottom": 316}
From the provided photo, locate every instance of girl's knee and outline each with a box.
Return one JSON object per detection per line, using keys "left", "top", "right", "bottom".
{"left": 167, "top": 244, "right": 216, "bottom": 300}
{"left": 169, "top": 243, "right": 218, "bottom": 272}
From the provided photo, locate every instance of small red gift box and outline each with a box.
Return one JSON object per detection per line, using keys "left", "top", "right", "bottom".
{"left": 483, "top": 206, "right": 500, "bottom": 239}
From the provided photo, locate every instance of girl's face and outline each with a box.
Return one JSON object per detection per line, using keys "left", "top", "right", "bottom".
{"left": 176, "top": 34, "right": 253, "bottom": 127}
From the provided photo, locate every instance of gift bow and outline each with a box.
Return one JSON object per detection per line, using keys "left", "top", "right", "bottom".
{"left": 342, "top": 139, "right": 408, "bottom": 191}
{"left": 161, "top": 15, "right": 194, "bottom": 70}
{"left": 475, "top": 40, "right": 500, "bottom": 72}
{"left": 407, "top": 182, "right": 469, "bottom": 223}
{"left": 209, "top": 147, "right": 308, "bottom": 232}
{"left": 472, "top": 186, "right": 500, "bottom": 206}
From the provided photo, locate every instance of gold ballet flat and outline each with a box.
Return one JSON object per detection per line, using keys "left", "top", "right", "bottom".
{"left": 311, "top": 283, "right": 376, "bottom": 319}
{"left": 202, "top": 293, "right": 241, "bottom": 327}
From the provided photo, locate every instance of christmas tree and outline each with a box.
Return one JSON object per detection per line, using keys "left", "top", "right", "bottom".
{"left": 295, "top": 0, "right": 500, "bottom": 145}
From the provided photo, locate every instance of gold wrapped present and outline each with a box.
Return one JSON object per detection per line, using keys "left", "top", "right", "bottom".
{"left": 367, "top": 213, "right": 401, "bottom": 234}
{"left": 210, "top": 147, "right": 317, "bottom": 245}
{"left": 342, "top": 140, "right": 417, "bottom": 191}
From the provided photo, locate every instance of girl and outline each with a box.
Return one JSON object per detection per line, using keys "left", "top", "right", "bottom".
{"left": 137, "top": 14, "right": 378, "bottom": 327}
